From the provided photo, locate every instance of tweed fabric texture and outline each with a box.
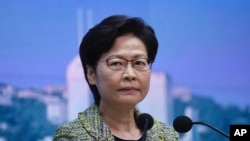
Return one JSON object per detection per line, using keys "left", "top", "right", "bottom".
{"left": 53, "top": 104, "right": 180, "bottom": 141}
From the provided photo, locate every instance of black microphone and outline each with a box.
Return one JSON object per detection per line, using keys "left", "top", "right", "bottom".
{"left": 173, "top": 115, "right": 230, "bottom": 139}
{"left": 136, "top": 113, "right": 154, "bottom": 141}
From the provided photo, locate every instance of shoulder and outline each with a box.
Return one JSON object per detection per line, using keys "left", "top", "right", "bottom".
{"left": 150, "top": 120, "right": 180, "bottom": 141}
{"left": 53, "top": 104, "right": 108, "bottom": 141}
{"left": 53, "top": 119, "right": 85, "bottom": 141}
{"left": 53, "top": 104, "right": 98, "bottom": 141}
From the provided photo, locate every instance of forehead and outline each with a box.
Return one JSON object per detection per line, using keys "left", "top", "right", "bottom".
{"left": 101, "top": 34, "right": 148, "bottom": 59}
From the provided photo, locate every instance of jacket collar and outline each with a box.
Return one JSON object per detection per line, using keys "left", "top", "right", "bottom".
{"left": 77, "top": 104, "right": 156, "bottom": 140}
{"left": 78, "top": 104, "right": 112, "bottom": 140}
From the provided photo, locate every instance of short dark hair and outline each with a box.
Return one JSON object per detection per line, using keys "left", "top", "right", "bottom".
{"left": 79, "top": 15, "right": 158, "bottom": 106}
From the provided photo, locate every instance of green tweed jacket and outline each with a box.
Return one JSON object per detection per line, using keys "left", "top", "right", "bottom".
{"left": 53, "top": 104, "right": 180, "bottom": 141}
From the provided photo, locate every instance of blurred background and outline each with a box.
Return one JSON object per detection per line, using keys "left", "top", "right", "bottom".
{"left": 0, "top": 0, "right": 250, "bottom": 141}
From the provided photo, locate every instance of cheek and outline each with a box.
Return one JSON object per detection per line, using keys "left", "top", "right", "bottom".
{"left": 140, "top": 72, "right": 151, "bottom": 92}
{"left": 95, "top": 67, "right": 121, "bottom": 89}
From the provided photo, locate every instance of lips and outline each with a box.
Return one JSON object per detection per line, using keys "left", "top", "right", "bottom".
{"left": 118, "top": 87, "right": 139, "bottom": 91}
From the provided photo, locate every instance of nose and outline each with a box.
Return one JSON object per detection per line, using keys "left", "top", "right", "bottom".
{"left": 123, "top": 62, "right": 137, "bottom": 81}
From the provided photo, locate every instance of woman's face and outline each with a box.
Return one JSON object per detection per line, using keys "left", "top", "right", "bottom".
{"left": 87, "top": 34, "right": 151, "bottom": 106}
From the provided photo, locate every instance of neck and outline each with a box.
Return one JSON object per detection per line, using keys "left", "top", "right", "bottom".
{"left": 99, "top": 101, "right": 141, "bottom": 140}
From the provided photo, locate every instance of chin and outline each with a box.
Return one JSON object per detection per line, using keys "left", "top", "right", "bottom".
{"left": 119, "top": 98, "right": 143, "bottom": 106}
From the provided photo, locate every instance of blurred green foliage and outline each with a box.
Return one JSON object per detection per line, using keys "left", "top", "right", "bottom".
{"left": 174, "top": 94, "right": 250, "bottom": 141}
{"left": 0, "top": 98, "right": 57, "bottom": 141}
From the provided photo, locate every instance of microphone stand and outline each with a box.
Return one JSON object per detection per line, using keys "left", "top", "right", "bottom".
{"left": 142, "top": 118, "right": 148, "bottom": 141}
{"left": 193, "top": 121, "right": 230, "bottom": 139}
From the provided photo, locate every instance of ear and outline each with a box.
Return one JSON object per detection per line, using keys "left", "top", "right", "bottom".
{"left": 86, "top": 65, "right": 97, "bottom": 85}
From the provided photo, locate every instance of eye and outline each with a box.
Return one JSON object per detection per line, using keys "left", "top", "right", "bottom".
{"left": 108, "top": 58, "right": 125, "bottom": 66}
{"left": 134, "top": 59, "right": 147, "bottom": 66}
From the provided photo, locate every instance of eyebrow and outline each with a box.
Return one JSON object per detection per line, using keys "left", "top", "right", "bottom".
{"left": 107, "top": 54, "right": 147, "bottom": 59}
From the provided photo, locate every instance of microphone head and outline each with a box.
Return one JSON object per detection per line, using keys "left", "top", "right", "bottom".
{"left": 173, "top": 115, "right": 193, "bottom": 133}
{"left": 136, "top": 113, "right": 154, "bottom": 131}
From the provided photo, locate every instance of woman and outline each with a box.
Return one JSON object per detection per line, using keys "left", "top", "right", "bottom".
{"left": 53, "top": 15, "right": 179, "bottom": 141}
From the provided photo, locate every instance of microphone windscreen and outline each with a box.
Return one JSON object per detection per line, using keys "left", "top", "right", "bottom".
{"left": 136, "top": 113, "right": 154, "bottom": 131}
{"left": 173, "top": 115, "right": 193, "bottom": 133}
